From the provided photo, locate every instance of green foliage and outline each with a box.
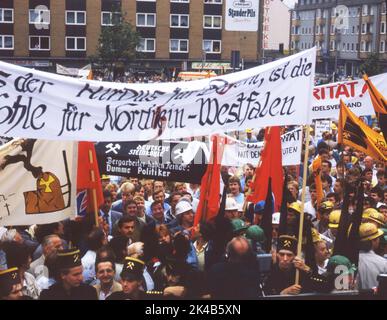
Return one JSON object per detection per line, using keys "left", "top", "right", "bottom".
{"left": 359, "top": 53, "right": 382, "bottom": 76}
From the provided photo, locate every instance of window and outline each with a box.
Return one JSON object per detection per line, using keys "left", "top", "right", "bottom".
{"left": 66, "top": 37, "right": 86, "bottom": 51}
{"left": 316, "top": 25, "right": 320, "bottom": 34}
{"left": 29, "top": 9, "right": 50, "bottom": 24}
{"left": 136, "top": 13, "right": 156, "bottom": 27}
{"left": 170, "top": 39, "right": 188, "bottom": 52}
{"left": 0, "top": 35, "right": 13, "bottom": 49}
{"left": 203, "top": 40, "right": 221, "bottom": 53}
{"left": 356, "top": 25, "right": 360, "bottom": 34}
{"left": 346, "top": 43, "right": 350, "bottom": 51}
{"left": 330, "top": 40, "right": 335, "bottom": 51}
{"left": 362, "top": 4, "right": 368, "bottom": 16}
{"left": 66, "top": 11, "right": 86, "bottom": 25}
{"left": 352, "top": 26, "right": 355, "bottom": 34}
{"left": 360, "top": 40, "right": 366, "bottom": 52}
{"left": 204, "top": 0, "right": 222, "bottom": 3}
{"left": 291, "top": 41, "right": 295, "bottom": 49}
{"left": 101, "top": 12, "right": 121, "bottom": 26}
{"left": 361, "top": 23, "right": 366, "bottom": 34}
{"left": 331, "top": 24, "right": 335, "bottom": 34}
{"left": 342, "top": 42, "right": 345, "bottom": 51}
{"left": 351, "top": 43, "right": 354, "bottom": 51}
{"left": 137, "top": 38, "right": 155, "bottom": 52}
{"left": 381, "top": 22, "right": 386, "bottom": 34}
{"left": 0, "top": 8, "right": 13, "bottom": 23}
{"left": 380, "top": 41, "right": 385, "bottom": 53}
{"left": 170, "top": 14, "right": 189, "bottom": 28}
{"left": 203, "top": 15, "right": 222, "bottom": 29}
{"left": 29, "top": 36, "right": 50, "bottom": 50}
{"left": 356, "top": 43, "right": 359, "bottom": 51}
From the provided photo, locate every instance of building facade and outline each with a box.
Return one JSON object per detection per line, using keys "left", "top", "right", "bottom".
{"left": 0, "top": 0, "right": 262, "bottom": 73}
{"left": 290, "top": 0, "right": 387, "bottom": 77}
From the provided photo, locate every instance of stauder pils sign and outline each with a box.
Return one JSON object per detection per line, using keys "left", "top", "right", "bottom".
{"left": 225, "top": 0, "right": 259, "bottom": 31}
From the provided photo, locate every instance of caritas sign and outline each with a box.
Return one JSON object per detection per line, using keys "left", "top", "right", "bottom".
{"left": 225, "top": 0, "right": 259, "bottom": 31}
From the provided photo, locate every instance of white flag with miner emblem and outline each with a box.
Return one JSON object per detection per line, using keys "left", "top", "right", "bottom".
{"left": 0, "top": 138, "right": 77, "bottom": 226}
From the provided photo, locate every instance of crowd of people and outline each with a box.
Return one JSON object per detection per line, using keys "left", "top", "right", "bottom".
{"left": 0, "top": 122, "right": 386, "bottom": 300}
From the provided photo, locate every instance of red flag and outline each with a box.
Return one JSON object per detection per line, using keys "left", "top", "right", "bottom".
{"left": 246, "top": 127, "right": 283, "bottom": 211}
{"left": 77, "top": 142, "right": 104, "bottom": 219}
{"left": 194, "top": 135, "right": 225, "bottom": 226}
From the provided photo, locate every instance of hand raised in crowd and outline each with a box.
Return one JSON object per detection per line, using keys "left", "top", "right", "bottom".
{"left": 293, "top": 256, "right": 311, "bottom": 273}
{"left": 280, "top": 284, "right": 302, "bottom": 295}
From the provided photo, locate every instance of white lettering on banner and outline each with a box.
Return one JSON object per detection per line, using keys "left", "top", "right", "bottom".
{"left": 311, "top": 73, "right": 387, "bottom": 119}
{"left": 0, "top": 48, "right": 316, "bottom": 141}
{"left": 221, "top": 127, "right": 303, "bottom": 167}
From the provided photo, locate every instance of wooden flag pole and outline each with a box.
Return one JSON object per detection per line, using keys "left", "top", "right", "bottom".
{"left": 295, "top": 124, "right": 311, "bottom": 285}
{"left": 88, "top": 149, "right": 99, "bottom": 227}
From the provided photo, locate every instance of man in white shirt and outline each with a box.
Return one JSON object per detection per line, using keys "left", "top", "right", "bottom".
{"left": 94, "top": 259, "right": 122, "bottom": 300}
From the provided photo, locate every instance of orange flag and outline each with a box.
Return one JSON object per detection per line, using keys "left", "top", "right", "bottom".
{"left": 194, "top": 135, "right": 225, "bottom": 226}
{"left": 246, "top": 127, "right": 283, "bottom": 211}
{"left": 312, "top": 156, "right": 324, "bottom": 209}
{"left": 338, "top": 100, "right": 386, "bottom": 162}
{"left": 77, "top": 142, "right": 104, "bottom": 223}
{"left": 362, "top": 74, "right": 387, "bottom": 140}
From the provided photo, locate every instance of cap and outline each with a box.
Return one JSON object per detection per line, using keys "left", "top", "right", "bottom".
{"left": 230, "top": 219, "right": 248, "bottom": 234}
{"left": 272, "top": 212, "right": 280, "bottom": 225}
{"left": 319, "top": 201, "right": 334, "bottom": 211}
{"left": 175, "top": 199, "right": 193, "bottom": 216}
{"left": 254, "top": 201, "right": 266, "bottom": 214}
{"left": 288, "top": 202, "right": 301, "bottom": 214}
{"left": 225, "top": 197, "right": 239, "bottom": 211}
{"left": 56, "top": 249, "right": 81, "bottom": 269}
{"left": 277, "top": 235, "right": 298, "bottom": 255}
{"left": 363, "top": 208, "right": 386, "bottom": 227}
{"left": 327, "top": 255, "right": 356, "bottom": 275}
{"left": 359, "top": 223, "right": 384, "bottom": 242}
{"left": 245, "top": 225, "right": 266, "bottom": 243}
{"left": 0, "top": 267, "right": 19, "bottom": 297}
{"left": 311, "top": 228, "right": 322, "bottom": 243}
{"left": 328, "top": 210, "right": 341, "bottom": 229}
{"left": 120, "top": 257, "right": 145, "bottom": 281}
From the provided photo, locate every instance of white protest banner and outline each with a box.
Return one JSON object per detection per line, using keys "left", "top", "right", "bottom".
{"left": 0, "top": 48, "right": 315, "bottom": 141}
{"left": 311, "top": 73, "right": 387, "bottom": 120}
{"left": 0, "top": 139, "right": 77, "bottom": 226}
{"left": 314, "top": 120, "right": 331, "bottom": 141}
{"left": 222, "top": 127, "right": 303, "bottom": 167}
{"left": 225, "top": 0, "right": 259, "bottom": 31}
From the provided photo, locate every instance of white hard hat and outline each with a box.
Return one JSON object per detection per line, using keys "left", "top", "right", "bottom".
{"left": 272, "top": 212, "right": 281, "bottom": 225}
{"left": 225, "top": 197, "right": 239, "bottom": 211}
{"left": 175, "top": 199, "right": 193, "bottom": 216}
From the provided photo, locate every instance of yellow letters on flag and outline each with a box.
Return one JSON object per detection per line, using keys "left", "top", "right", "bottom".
{"left": 338, "top": 100, "right": 386, "bottom": 162}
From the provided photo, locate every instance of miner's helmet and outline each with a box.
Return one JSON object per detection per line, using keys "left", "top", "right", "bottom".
{"left": 328, "top": 210, "right": 341, "bottom": 229}
{"left": 230, "top": 219, "right": 248, "bottom": 235}
{"left": 288, "top": 202, "right": 301, "bottom": 214}
{"left": 359, "top": 223, "right": 384, "bottom": 242}
{"left": 245, "top": 225, "right": 266, "bottom": 244}
{"left": 362, "top": 208, "right": 386, "bottom": 227}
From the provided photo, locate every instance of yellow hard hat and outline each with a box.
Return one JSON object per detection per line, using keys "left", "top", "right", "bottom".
{"left": 246, "top": 128, "right": 253, "bottom": 133}
{"left": 311, "top": 228, "right": 322, "bottom": 243}
{"left": 319, "top": 201, "right": 334, "bottom": 211}
{"left": 101, "top": 175, "right": 110, "bottom": 180}
{"left": 362, "top": 208, "right": 386, "bottom": 227}
{"left": 288, "top": 202, "right": 301, "bottom": 214}
{"left": 359, "top": 223, "right": 384, "bottom": 242}
{"left": 328, "top": 210, "right": 341, "bottom": 229}
{"left": 331, "top": 123, "right": 337, "bottom": 130}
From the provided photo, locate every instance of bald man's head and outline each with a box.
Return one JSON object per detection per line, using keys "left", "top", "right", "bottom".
{"left": 226, "top": 236, "right": 255, "bottom": 263}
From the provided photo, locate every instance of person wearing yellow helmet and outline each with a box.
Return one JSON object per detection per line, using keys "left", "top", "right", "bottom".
{"left": 362, "top": 208, "right": 386, "bottom": 228}
{"left": 314, "top": 201, "right": 334, "bottom": 235}
{"left": 321, "top": 209, "right": 341, "bottom": 244}
{"left": 357, "top": 223, "right": 387, "bottom": 290}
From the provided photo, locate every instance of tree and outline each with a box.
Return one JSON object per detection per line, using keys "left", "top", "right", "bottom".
{"left": 359, "top": 53, "right": 382, "bottom": 77}
{"left": 92, "top": 10, "right": 139, "bottom": 80}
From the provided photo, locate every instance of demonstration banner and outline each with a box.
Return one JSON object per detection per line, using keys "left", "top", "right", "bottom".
{"left": 0, "top": 48, "right": 316, "bottom": 141}
{"left": 0, "top": 139, "right": 77, "bottom": 226}
{"left": 95, "top": 140, "right": 209, "bottom": 184}
{"left": 311, "top": 73, "right": 387, "bottom": 120}
{"left": 221, "top": 127, "right": 303, "bottom": 167}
